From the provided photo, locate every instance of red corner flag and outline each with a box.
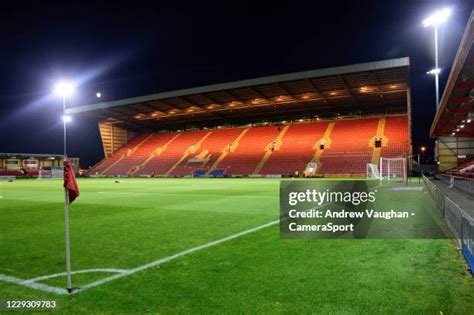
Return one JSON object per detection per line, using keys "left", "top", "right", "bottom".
{"left": 64, "top": 160, "right": 80, "bottom": 204}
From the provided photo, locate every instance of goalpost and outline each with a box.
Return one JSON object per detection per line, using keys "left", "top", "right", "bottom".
{"left": 37, "top": 170, "right": 52, "bottom": 179}
{"left": 37, "top": 167, "right": 63, "bottom": 180}
{"left": 366, "top": 163, "right": 380, "bottom": 179}
{"left": 379, "top": 157, "right": 407, "bottom": 185}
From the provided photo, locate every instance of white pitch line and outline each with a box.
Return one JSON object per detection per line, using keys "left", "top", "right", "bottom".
{"left": 73, "top": 219, "right": 280, "bottom": 293}
{"left": 0, "top": 220, "right": 279, "bottom": 295}
{"left": 25, "top": 268, "right": 128, "bottom": 283}
{"left": 0, "top": 274, "right": 67, "bottom": 295}
{"left": 97, "top": 191, "right": 278, "bottom": 199}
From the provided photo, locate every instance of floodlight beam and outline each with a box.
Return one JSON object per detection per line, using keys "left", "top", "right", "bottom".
{"left": 54, "top": 81, "right": 75, "bottom": 97}
{"left": 422, "top": 8, "right": 451, "bottom": 27}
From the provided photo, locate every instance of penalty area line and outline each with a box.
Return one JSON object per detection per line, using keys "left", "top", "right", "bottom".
{"left": 73, "top": 219, "right": 280, "bottom": 294}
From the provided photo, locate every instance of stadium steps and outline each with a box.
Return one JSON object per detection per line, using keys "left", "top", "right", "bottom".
{"left": 86, "top": 115, "right": 410, "bottom": 178}
{"left": 318, "top": 117, "right": 379, "bottom": 176}
{"left": 101, "top": 155, "right": 125, "bottom": 175}
{"left": 170, "top": 127, "right": 244, "bottom": 176}
{"left": 259, "top": 121, "right": 330, "bottom": 176}
{"left": 122, "top": 133, "right": 180, "bottom": 176}
{"left": 164, "top": 131, "right": 212, "bottom": 176}
{"left": 219, "top": 126, "right": 281, "bottom": 175}
{"left": 311, "top": 122, "right": 335, "bottom": 174}
{"left": 206, "top": 128, "right": 250, "bottom": 175}
{"left": 103, "top": 133, "right": 155, "bottom": 176}
{"left": 380, "top": 115, "right": 409, "bottom": 159}
{"left": 252, "top": 125, "right": 289, "bottom": 175}
{"left": 100, "top": 134, "right": 152, "bottom": 175}
{"left": 444, "top": 158, "right": 474, "bottom": 178}
{"left": 130, "top": 133, "right": 181, "bottom": 176}
{"left": 88, "top": 134, "right": 150, "bottom": 175}
{"left": 130, "top": 133, "right": 154, "bottom": 154}
{"left": 370, "top": 118, "right": 387, "bottom": 164}
{"left": 86, "top": 159, "right": 107, "bottom": 176}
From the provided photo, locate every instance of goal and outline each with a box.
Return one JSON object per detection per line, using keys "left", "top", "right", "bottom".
{"left": 380, "top": 157, "right": 407, "bottom": 185}
{"left": 37, "top": 167, "right": 63, "bottom": 180}
{"left": 37, "top": 170, "right": 52, "bottom": 179}
{"left": 366, "top": 163, "right": 380, "bottom": 179}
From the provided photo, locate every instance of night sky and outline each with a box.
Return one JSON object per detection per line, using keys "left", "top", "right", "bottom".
{"left": 1, "top": 1, "right": 472, "bottom": 167}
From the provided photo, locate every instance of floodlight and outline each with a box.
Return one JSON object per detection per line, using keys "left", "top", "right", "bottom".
{"left": 96, "top": 92, "right": 102, "bottom": 98}
{"left": 54, "top": 81, "right": 75, "bottom": 97}
{"left": 62, "top": 115, "right": 72, "bottom": 123}
{"left": 426, "top": 68, "right": 441, "bottom": 75}
{"left": 423, "top": 8, "right": 451, "bottom": 27}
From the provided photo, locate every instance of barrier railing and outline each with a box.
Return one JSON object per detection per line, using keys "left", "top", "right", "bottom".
{"left": 423, "top": 174, "right": 474, "bottom": 274}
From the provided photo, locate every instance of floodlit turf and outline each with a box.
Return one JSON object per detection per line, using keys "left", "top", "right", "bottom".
{"left": 0, "top": 178, "right": 473, "bottom": 313}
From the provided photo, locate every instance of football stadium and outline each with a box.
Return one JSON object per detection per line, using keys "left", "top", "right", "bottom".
{"left": 1, "top": 5, "right": 474, "bottom": 314}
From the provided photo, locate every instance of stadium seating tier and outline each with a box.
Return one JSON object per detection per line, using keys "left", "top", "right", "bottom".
{"left": 88, "top": 115, "right": 410, "bottom": 177}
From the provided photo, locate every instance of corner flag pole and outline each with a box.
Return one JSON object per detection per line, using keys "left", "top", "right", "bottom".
{"left": 63, "top": 95, "right": 73, "bottom": 293}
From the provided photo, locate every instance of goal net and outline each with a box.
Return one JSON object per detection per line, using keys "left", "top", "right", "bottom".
{"left": 380, "top": 157, "right": 407, "bottom": 185}
{"left": 37, "top": 167, "right": 63, "bottom": 180}
{"left": 366, "top": 163, "right": 380, "bottom": 179}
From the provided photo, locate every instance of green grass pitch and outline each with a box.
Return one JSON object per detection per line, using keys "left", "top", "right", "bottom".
{"left": 0, "top": 178, "right": 473, "bottom": 313}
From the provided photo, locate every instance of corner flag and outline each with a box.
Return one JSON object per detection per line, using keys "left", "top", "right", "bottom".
{"left": 64, "top": 160, "right": 80, "bottom": 204}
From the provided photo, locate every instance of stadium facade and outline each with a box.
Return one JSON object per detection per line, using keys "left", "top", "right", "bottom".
{"left": 425, "top": 10, "right": 474, "bottom": 275}
{"left": 66, "top": 58, "right": 412, "bottom": 178}
{"left": 430, "top": 10, "right": 474, "bottom": 176}
{"left": 0, "top": 153, "right": 79, "bottom": 178}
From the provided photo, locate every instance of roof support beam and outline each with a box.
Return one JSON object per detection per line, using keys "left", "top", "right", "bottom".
{"left": 151, "top": 99, "right": 182, "bottom": 111}
{"left": 305, "top": 79, "right": 329, "bottom": 104}
{"left": 275, "top": 83, "right": 296, "bottom": 101}
{"left": 197, "top": 93, "right": 219, "bottom": 104}
{"left": 373, "top": 72, "right": 388, "bottom": 112}
{"left": 178, "top": 96, "right": 207, "bottom": 110}
{"left": 338, "top": 75, "right": 360, "bottom": 108}
{"left": 222, "top": 90, "right": 244, "bottom": 103}
{"left": 181, "top": 96, "right": 227, "bottom": 119}
{"left": 249, "top": 86, "right": 270, "bottom": 102}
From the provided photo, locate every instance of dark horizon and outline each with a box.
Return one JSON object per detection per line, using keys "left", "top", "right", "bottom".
{"left": 1, "top": 1, "right": 472, "bottom": 167}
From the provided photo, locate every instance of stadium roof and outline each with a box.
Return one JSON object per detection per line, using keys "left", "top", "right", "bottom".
{"left": 67, "top": 58, "right": 411, "bottom": 130}
{"left": 430, "top": 10, "right": 474, "bottom": 138}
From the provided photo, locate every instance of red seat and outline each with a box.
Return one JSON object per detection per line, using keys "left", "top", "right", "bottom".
{"left": 88, "top": 115, "right": 410, "bottom": 177}
{"left": 260, "top": 121, "right": 328, "bottom": 175}
{"left": 319, "top": 118, "right": 379, "bottom": 175}
{"left": 217, "top": 126, "right": 280, "bottom": 175}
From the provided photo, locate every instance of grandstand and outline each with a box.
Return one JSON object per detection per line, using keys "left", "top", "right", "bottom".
{"left": 68, "top": 58, "right": 412, "bottom": 178}
{"left": 0, "top": 153, "right": 78, "bottom": 178}
{"left": 427, "top": 11, "right": 474, "bottom": 275}
{"left": 430, "top": 11, "right": 474, "bottom": 177}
